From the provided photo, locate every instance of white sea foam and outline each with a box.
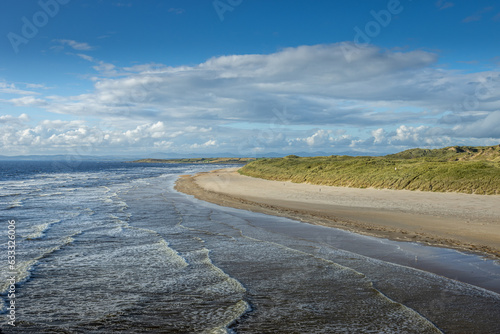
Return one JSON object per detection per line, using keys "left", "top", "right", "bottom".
{"left": 38, "top": 192, "right": 64, "bottom": 197}
{"left": 25, "top": 220, "right": 61, "bottom": 240}
{"left": 203, "top": 300, "right": 250, "bottom": 334}
{"left": 0, "top": 231, "right": 81, "bottom": 296}
{"left": 156, "top": 239, "right": 189, "bottom": 268}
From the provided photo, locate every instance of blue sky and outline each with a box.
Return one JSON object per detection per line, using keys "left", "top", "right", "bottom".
{"left": 1, "top": 0, "right": 499, "bottom": 157}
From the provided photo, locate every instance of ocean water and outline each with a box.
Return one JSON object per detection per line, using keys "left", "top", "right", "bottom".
{"left": 0, "top": 161, "right": 499, "bottom": 333}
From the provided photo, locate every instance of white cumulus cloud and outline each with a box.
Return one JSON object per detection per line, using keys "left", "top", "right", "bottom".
{"left": 3, "top": 43, "right": 500, "bottom": 155}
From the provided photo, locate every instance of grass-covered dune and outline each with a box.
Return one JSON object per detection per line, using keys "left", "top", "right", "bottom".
{"left": 239, "top": 145, "right": 500, "bottom": 195}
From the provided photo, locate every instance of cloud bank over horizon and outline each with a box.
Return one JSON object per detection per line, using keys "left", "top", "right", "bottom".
{"left": 1, "top": 43, "right": 500, "bottom": 156}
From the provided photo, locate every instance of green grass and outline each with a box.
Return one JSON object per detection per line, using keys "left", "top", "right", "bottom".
{"left": 239, "top": 145, "right": 500, "bottom": 195}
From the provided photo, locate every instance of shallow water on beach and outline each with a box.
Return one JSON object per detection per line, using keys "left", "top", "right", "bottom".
{"left": 1, "top": 161, "right": 499, "bottom": 333}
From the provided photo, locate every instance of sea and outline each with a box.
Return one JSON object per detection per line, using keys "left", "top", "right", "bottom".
{"left": 0, "top": 160, "right": 499, "bottom": 333}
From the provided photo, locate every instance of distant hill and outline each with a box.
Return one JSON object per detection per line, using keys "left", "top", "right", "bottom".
{"left": 387, "top": 145, "right": 500, "bottom": 162}
{"left": 0, "top": 150, "right": 369, "bottom": 161}
{"left": 131, "top": 157, "right": 257, "bottom": 164}
{"left": 239, "top": 145, "right": 500, "bottom": 195}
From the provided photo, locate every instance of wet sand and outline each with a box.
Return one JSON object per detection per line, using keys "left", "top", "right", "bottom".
{"left": 175, "top": 167, "right": 500, "bottom": 259}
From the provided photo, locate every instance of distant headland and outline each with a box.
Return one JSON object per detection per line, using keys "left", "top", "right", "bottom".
{"left": 130, "top": 157, "right": 256, "bottom": 164}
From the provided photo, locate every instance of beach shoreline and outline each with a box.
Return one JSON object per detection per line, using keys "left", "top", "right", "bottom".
{"left": 175, "top": 167, "right": 500, "bottom": 260}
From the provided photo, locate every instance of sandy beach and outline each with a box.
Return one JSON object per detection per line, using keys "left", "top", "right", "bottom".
{"left": 175, "top": 167, "right": 500, "bottom": 259}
